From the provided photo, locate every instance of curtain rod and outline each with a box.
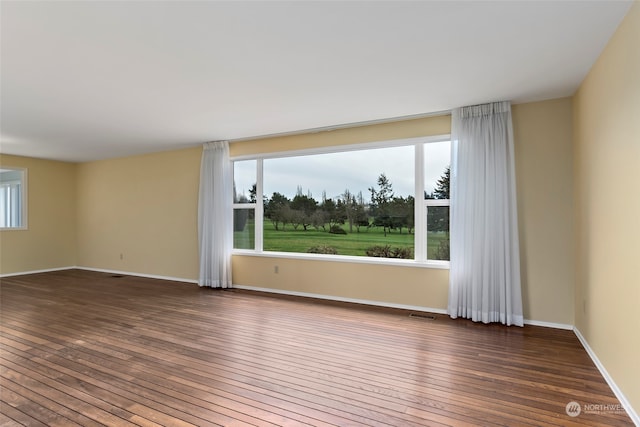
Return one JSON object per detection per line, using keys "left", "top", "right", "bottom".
{"left": 229, "top": 109, "right": 451, "bottom": 143}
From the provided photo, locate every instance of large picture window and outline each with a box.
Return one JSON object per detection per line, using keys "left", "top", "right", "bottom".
{"left": 232, "top": 136, "right": 450, "bottom": 264}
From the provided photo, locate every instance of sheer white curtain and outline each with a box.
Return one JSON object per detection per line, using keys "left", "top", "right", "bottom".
{"left": 198, "top": 141, "right": 233, "bottom": 288}
{"left": 448, "top": 101, "right": 523, "bottom": 326}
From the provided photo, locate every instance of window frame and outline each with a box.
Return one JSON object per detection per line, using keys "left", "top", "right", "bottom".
{"left": 0, "top": 167, "right": 28, "bottom": 230}
{"left": 231, "top": 135, "right": 450, "bottom": 269}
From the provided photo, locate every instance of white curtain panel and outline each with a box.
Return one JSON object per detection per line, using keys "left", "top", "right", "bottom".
{"left": 448, "top": 101, "right": 524, "bottom": 326}
{"left": 198, "top": 141, "right": 233, "bottom": 288}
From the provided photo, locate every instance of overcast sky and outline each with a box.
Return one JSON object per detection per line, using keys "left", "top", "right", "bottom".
{"left": 234, "top": 141, "right": 450, "bottom": 202}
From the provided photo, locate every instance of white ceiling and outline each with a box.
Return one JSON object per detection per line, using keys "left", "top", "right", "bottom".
{"left": 0, "top": 1, "right": 633, "bottom": 163}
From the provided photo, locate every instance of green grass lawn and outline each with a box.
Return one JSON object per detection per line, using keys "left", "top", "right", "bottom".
{"left": 234, "top": 220, "right": 449, "bottom": 260}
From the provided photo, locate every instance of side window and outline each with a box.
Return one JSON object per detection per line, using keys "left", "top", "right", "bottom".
{"left": 424, "top": 141, "right": 450, "bottom": 261}
{"left": 0, "top": 167, "right": 27, "bottom": 229}
{"left": 233, "top": 160, "right": 257, "bottom": 250}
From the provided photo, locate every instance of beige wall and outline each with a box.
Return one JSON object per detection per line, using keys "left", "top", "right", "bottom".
{"left": 573, "top": 1, "right": 639, "bottom": 414}
{"left": 76, "top": 147, "right": 202, "bottom": 280}
{"left": 512, "top": 98, "right": 575, "bottom": 325}
{"left": 233, "top": 256, "right": 450, "bottom": 309}
{"left": 0, "top": 154, "right": 77, "bottom": 274}
{"left": 230, "top": 114, "right": 451, "bottom": 157}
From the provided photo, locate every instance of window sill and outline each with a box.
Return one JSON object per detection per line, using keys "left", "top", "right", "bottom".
{"left": 232, "top": 250, "right": 450, "bottom": 269}
{"left": 0, "top": 226, "right": 28, "bottom": 231}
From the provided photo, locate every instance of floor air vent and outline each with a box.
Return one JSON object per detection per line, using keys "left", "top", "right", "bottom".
{"left": 409, "top": 313, "right": 437, "bottom": 320}
{"left": 110, "top": 275, "right": 125, "bottom": 278}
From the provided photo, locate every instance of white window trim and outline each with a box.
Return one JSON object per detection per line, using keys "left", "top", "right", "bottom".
{"left": 425, "top": 199, "right": 450, "bottom": 207}
{"left": 231, "top": 135, "right": 450, "bottom": 268}
{"left": 233, "top": 249, "right": 450, "bottom": 269}
{"left": 414, "top": 143, "right": 426, "bottom": 260}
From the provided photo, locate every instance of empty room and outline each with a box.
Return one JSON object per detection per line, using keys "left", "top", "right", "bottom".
{"left": 1, "top": 1, "right": 638, "bottom": 426}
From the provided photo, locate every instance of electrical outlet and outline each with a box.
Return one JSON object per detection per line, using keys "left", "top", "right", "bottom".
{"left": 274, "top": 265, "right": 279, "bottom": 274}
{"left": 120, "top": 253, "right": 124, "bottom": 260}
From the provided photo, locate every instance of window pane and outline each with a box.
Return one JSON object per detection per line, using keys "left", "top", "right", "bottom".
{"left": 233, "top": 160, "right": 256, "bottom": 203}
{"left": 427, "top": 206, "right": 449, "bottom": 260}
{"left": 233, "top": 208, "right": 255, "bottom": 249}
{"left": 263, "top": 146, "right": 414, "bottom": 258}
{"left": 424, "top": 141, "right": 450, "bottom": 199}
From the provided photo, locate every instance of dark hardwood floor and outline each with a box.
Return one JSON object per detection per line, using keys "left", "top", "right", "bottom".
{"left": 0, "top": 269, "right": 633, "bottom": 426}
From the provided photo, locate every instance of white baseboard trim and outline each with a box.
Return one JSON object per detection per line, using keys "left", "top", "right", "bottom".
{"left": 77, "top": 266, "right": 198, "bottom": 285}
{"left": 233, "top": 284, "right": 449, "bottom": 315}
{"left": 0, "top": 266, "right": 76, "bottom": 278}
{"left": 573, "top": 327, "right": 639, "bottom": 426}
{"left": 523, "top": 319, "right": 573, "bottom": 330}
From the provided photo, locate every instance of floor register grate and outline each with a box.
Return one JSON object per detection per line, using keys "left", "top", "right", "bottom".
{"left": 409, "top": 313, "right": 437, "bottom": 320}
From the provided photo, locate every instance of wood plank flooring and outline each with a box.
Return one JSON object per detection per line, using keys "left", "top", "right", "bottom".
{"left": 0, "top": 269, "right": 633, "bottom": 426}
